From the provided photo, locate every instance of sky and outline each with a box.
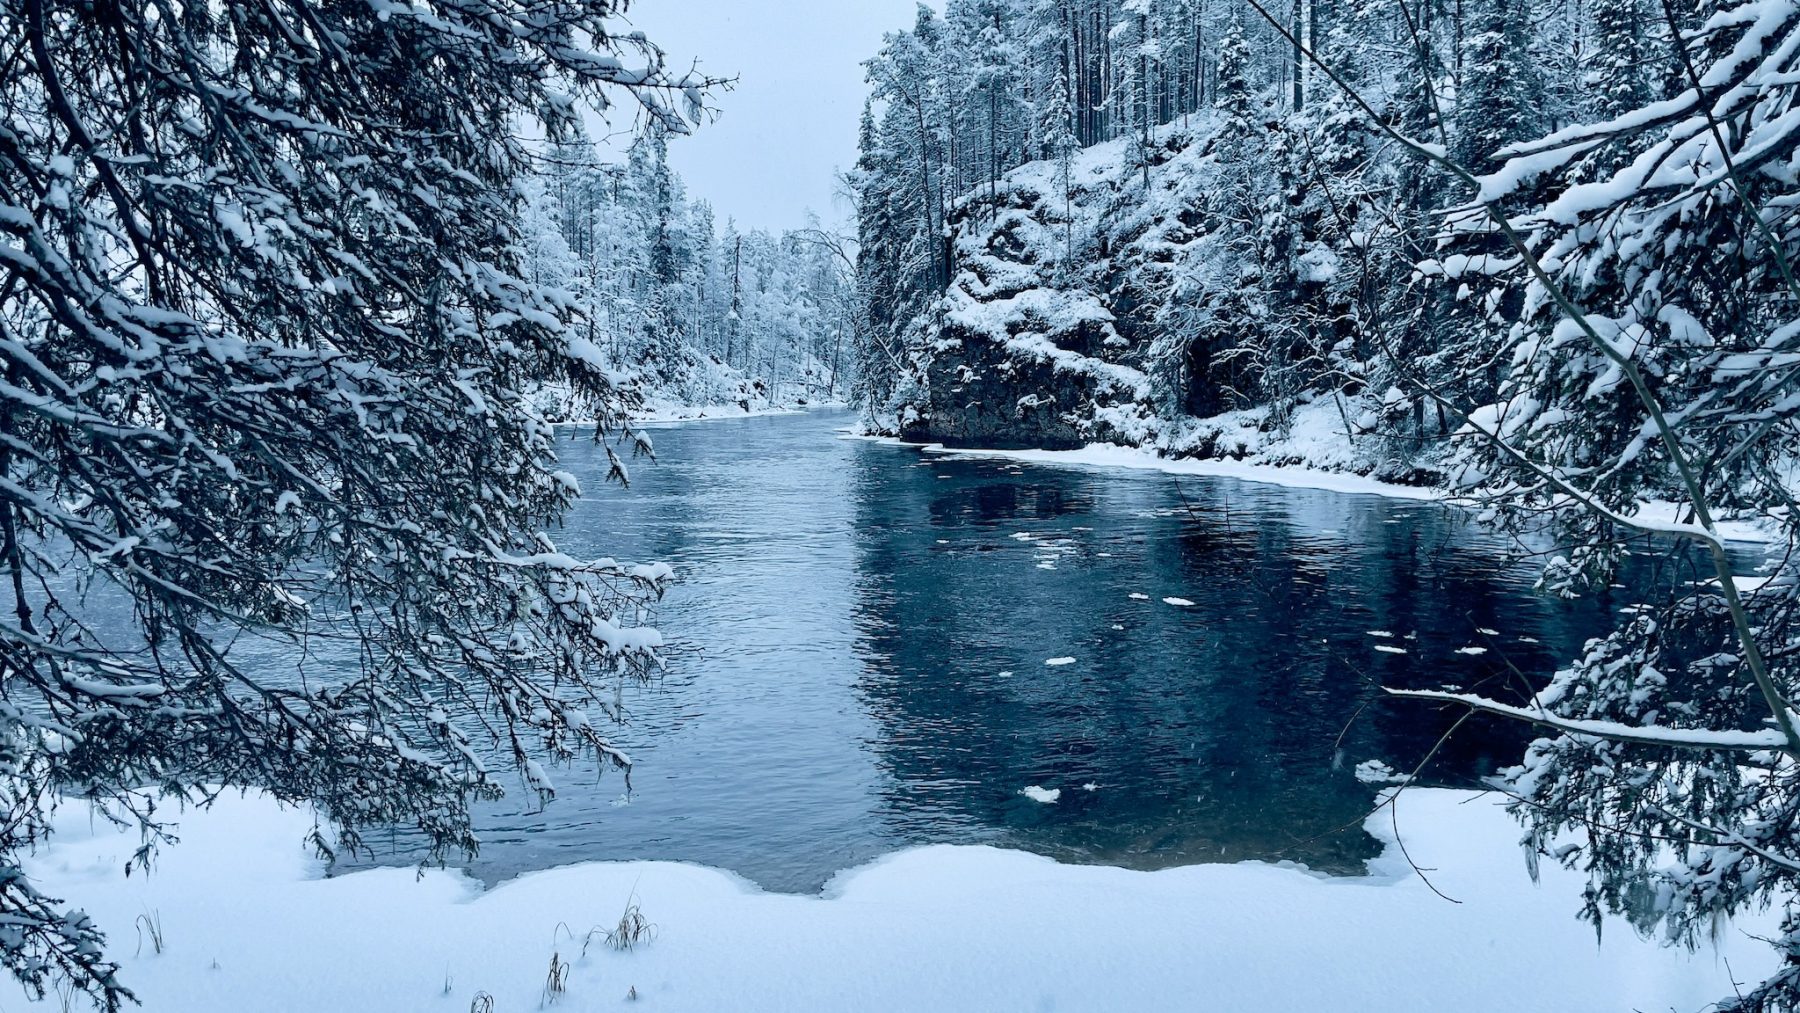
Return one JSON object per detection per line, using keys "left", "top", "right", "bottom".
{"left": 592, "top": 0, "right": 931, "bottom": 234}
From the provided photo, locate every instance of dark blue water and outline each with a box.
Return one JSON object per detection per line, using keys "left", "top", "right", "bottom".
{"left": 345, "top": 409, "right": 1668, "bottom": 892}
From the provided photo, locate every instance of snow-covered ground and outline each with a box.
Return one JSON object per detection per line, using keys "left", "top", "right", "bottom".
{"left": 545, "top": 402, "right": 842, "bottom": 428}
{"left": 633, "top": 401, "right": 828, "bottom": 424}
{"left": 851, "top": 406, "right": 1784, "bottom": 546}
{"left": 909, "top": 438, "right": 1444, "bottom": 501}
{"left": 27, "top": 789, "right": 1773, "bottom": 1012}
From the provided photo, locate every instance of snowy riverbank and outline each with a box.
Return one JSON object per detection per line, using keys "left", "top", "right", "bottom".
{"left": 26, "top": 789, "right": 1772, "bottom": 1012}
{"left": 852, "top": 412, "right": 1786, "bottom": 546}
{"left": 547, "top": 402, "right": 845, "bottom": 428}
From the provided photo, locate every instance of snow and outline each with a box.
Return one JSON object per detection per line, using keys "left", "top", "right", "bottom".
{"left": 850, "top": 432, "right": 1789, "bottom": 545}
{"left": 887, "top": 437, "right": 1443, "bottom": 502}
{"left": 1353, "top": 760, "right": 1412, "bottom": 786}
{"left": 1634, "top": 500, "right": 1783, "bottom": 545}
{"left": 1388, "top": 689, "right": 1793, "bottom": 751}
{"left": 634, "top": 404, "right": 810, "bottom": 425}
{"left": 23, "top": 789, "right": 1773, "bottom": 1012}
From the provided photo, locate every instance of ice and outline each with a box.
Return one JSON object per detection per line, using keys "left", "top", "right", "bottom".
{"left": 1354, "top": 760, "right": 1412, "bottom": 785}
{"left": 1020, "top": 786, "right": 1061, "bottom": 804}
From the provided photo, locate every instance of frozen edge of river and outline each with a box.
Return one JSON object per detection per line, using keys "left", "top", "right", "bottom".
{"left": 550, "top": 402, "right": 849, "bottom": 428}
{"left": 26, "top": 788, "right": 1773, "bottom": 1012}
{"left": 846, "top": 432, "right": 1784, "bottom": 546}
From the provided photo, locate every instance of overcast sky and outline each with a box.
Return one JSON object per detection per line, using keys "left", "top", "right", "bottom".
{"left": 593, "top": 0, "right": 929, "bottom": 233}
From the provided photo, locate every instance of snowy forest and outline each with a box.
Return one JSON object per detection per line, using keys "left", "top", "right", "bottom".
{"left": 3, "top": 0, "right": 1800, "bottom": 1011}
{"left": 520, "top": 127, "right": 856, "bottom": 418}
{"left": 852, "top": 0, "right": 1787, "bottom": 473}
{"left": 851, "top": 0, "right": 1800, "bottom": 1007}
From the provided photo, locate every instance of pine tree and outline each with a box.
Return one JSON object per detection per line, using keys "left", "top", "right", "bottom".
{"left": 1453, "top": 0, "right": 1542, "bottom": 174}
{"left": 1589, "top": 0, "right": 1652, "bottom": 120}
{"left": 1042, "top": 59, "right": 1082, "bottom": 263}
{"left": 1214, "top": 14, "right": 1256, "bottom": 132}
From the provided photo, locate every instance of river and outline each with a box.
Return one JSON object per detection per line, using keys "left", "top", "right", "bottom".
{"left": 349, "top": 408, "right": 1658, "bottom": 892}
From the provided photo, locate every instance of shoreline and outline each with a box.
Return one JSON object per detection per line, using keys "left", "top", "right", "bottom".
{"left": 551, "top": 403, "right": 849, "bottom": 429}
{"left": 848, "top": 431, "right": 1785, "bottom": 546}
{"left": 30, "top": 787, "right": 1771, "bottom": 1012}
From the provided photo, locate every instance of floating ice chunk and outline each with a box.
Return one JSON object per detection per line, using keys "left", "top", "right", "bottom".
{"left": 1021, "top": 785, "right": 1061, "bottom": 804}
{"left": 1367, "top": 630, "right": 1395, "bottom": 638}
{"left": 1111, "top": 624, "right": 1125, "bottom": 631}
{"left": 1355, "top": 760, "right": 1412, "bottom": 785}
{"left": 1129, "top": 593, "right": 1151, "bottom": 601}
{"left": 1456, "top": 647, "right": 1489, "bottom": 656}
{"left": 1163, "top": 597, "right": 1196, "bottom": 607}
{"left": 1477, "top": 628, "right": 1500, "bottom": 636}
{"left": 1045, "top": 657, "right": 1076, "bottom": 667}
{"left": 998, "top": 671, "right": 1014, "bottom": 678}
{"left": 1374, "top": 645, "right": 1409, "bottom": 655}
{"left": 1010, "top": 532, "right": 1034, "bottom": 541}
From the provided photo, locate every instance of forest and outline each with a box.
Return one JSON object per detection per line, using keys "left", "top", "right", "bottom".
{"left": 852, "top": 0, "right": 1783, "bottom": 488}
{"left": 519, "top": 127, "right": 857, "bottom": 418}
{"left": 1, "top": 0, "right": 1799, "bottom": 1010}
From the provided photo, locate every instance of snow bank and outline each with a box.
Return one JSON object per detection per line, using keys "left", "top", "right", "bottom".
{"left": 551, "top": 403, "right": 843, "bottom": 428}
{"left": 848, "top": 428, "right": 1785, "bottom": 545}
{"left": 846, "top": 431, "right": 1444, "bottom": 502}
{"left": 24, "top": 789, "right": 1773, "bottom": 1012}
{"left": 631, "top": 403, "right": 811, "bottom": 425}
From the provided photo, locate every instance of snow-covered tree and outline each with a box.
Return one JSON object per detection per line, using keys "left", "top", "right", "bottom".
{"left": 1453, "top": 0, "right": 1543, "bottom": 174}
{"left": 0, "top": 2, "right": 718, "bottom": 1006}
{"left": 1403, "top": 4, "right": 1800, "bottom": 1007}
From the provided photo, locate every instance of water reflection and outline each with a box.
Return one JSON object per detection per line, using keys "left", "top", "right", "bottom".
{"left": 842, "top": 437, "right": 1628, "bottom": 875}
{"left": 342, "top": 409, "right": 1660, "bottom": 892}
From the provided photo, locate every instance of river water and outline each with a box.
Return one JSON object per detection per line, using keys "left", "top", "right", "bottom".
{"left": 349, "top": 408, "right": 1657, "bottom": 892}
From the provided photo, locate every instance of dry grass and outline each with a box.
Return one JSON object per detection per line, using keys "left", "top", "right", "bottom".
{"left": 601, "top": 897, "right": 657, "bottom": 953}
{"left": 134, "top": 909, "right": 165, "bottom": 956}
{"left": 542, "top": 951, "right": 570, "bottom": 1005}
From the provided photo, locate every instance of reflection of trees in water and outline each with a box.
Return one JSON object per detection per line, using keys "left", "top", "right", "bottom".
{"left": 846, "top": 446, "right": 1640, "bottom": 873}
